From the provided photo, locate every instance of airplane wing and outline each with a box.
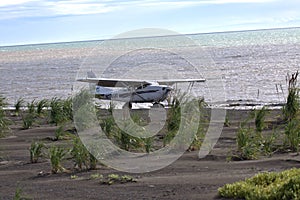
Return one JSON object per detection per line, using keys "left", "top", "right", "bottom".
{"left": 156, "top": 79, "right": 206, "bottom": 85}
{"left": 77, "top": 77, "right": 205, "bottom": 87}
{"left": 77, "top": 77, "right": 149, "bottom": 87}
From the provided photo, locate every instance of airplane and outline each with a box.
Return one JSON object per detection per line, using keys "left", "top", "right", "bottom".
{"left": 77, "top": 71, "right": 205, "bottom": 109}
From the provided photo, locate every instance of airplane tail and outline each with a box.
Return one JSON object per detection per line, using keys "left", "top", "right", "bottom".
{"left": 87, "top": 70, "right": 97, "bottom": 78}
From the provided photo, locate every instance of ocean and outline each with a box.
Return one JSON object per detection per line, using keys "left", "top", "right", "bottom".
{"left": 1, "top": 27, "right": 300, "bottom": 109}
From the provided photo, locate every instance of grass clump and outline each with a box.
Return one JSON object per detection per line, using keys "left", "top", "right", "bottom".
{"left": 117, "top": 127, "right": 142, "bottom": 151}
{"left": 0, "top": 96, "right": 11, "bottom": 137}
{"left": 219, "top": 168, "right": 300, "bottom": 200}
{"left": 280, "top": 71, "right": 300, "bottom": 153}
{"left": 254, "top": 106, "right": 268, "bottom": 133}
{"left": 70, "top": 137, "right": 97, "bottom": 170}
{"left": 163, "top": 95, "right": 182, "bottom": 146}
{"left": 143, "top": 137, "right": 154, "bottom": 153}
{"left": 49, "top": 146, "right": 67, "bottom": 174}
{"left": 224, "top": 115, "right": 230, "bottom": 127}
{"left": 260, "top": 131, "right": 277, "bottom": 157}
{"left": 284, "top": 119, "right": 300, "bottom": 153}
{"left": 283, "top": 71, "right": 299, "bottom": 122}
{"left": 49, "top": 97, "right": 73, "bottom": 125}
{"left": 22, "top": 113, "right": 35, "bottom": 129}
{"left": 70, "top": 137, "right": 90, "bottom": 170}
{"left": 13, "top": 185, "right": 31, "bottom": 200}
{"left": 100, "top": 116, "right": 115, "bottom": 138}
{"left": 36, "top": 99, "right": 48, "bottom": 116}
{"left": 236, "top": 125, "right": 260, "bottom": 160}
{"left": 29, "top": 141, "right": 45, "bottom": 163}
{"left": 14, "top": 98, "right": 24, "bottom": 116}
{"left": 54, "top": 125, "right": 72, "bottom": 141}
{"left": 27, "top": 100, "right": 36, "bottom": 114}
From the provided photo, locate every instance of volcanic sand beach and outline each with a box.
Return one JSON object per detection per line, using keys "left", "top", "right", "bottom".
{"left": 1, "top": 109, "right": 300, "bottom": 200}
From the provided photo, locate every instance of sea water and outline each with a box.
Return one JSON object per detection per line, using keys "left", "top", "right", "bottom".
{"left": 0, "top": 27, "right": 300, "bottom": 108}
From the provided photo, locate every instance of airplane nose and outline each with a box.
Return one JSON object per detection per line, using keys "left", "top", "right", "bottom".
{"left": 166, "top": 87, "right": 172, "bottom": 92}
{"left": 162, "top": 86, "right": 172, "bottom": 93}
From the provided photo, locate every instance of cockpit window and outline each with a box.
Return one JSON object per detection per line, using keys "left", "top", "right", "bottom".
{"left": 137, "top": 83, "right": 151, "bottom": 89}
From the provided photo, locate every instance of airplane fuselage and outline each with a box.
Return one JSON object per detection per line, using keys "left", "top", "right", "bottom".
{"left": 95, "top": 84, "right": 171, "bottom": 104}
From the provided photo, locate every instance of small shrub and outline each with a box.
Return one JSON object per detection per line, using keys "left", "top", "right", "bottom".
{"left": 70, "top": 175, "right": 78, "bottom": 179}
{"left": 90, "top": 173, "right": 103, "bottom": 180}
{"left": 100, "top": 174, "right": 137, "bottom": 185}
{"left": 218, "top": 168, "right": 300, "bottom": 199}
{"left": 30, "top": 141, "right": 44, "bottom": 163}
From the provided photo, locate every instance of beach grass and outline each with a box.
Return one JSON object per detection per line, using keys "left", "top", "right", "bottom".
{"left": 29, "top": 141, "right": 45, "bottom": 163}
{"left": 14, "top": 98, "right": 24, "bottom": 116}
{"left": 0, "top": 95, "right": 10, "bottom": 137}
{"left": 49, "top": 146, "right": 67, "bottom": 174}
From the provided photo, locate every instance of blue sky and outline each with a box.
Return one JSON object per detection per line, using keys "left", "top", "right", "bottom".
{"left": 0, "top": 0, "right": 299, "bottom": 46}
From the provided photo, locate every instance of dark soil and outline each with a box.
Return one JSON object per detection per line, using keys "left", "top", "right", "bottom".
{"left": 1, "top": 109, "right": 300, "bottom": 200}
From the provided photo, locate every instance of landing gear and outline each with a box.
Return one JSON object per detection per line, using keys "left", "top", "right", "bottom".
{"left": 152, "top": 102, "right": 164, "bottom": 108}
{"left": 123, "top": 102, "right": 132, "bottom": 109}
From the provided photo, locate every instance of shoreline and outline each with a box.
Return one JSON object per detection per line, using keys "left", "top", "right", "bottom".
{"left": 1, "top": 101, "right": 286, "bottom": 111}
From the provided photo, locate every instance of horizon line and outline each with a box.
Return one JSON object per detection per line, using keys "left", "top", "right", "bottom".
{"left": 1, "top": 26, "right": 299, "bottom": 48}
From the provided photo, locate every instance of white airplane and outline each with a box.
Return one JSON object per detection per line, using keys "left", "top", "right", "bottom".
{"left": 77, "top": 72, "right": 205, "bottom": 108}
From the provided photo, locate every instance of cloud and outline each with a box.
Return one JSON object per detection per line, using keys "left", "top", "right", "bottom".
{"left": 138, "top": 0, "right": 278, "bottom": 7}
{"left": 0, "top": 0, "right": 122, "bottom": 20}
{"left": 45, "top": 1, "right": 121, "bottom": 15}
{"left": 0, "top": 0, "right": 281, "bottom": 20}
{"left": 0, "top": 0, "right": 38, "bottom": 7}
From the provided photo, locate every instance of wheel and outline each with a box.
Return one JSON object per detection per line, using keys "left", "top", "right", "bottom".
{"left": 152, "top": 102, "right": 164, "bottom": 108}
{"left": 123, "top": 102, "right": 132, "bottom": 109}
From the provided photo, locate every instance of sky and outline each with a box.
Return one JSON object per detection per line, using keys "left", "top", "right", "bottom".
{"left": 0, "top": 0, "right": 300, "bottom": 46}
